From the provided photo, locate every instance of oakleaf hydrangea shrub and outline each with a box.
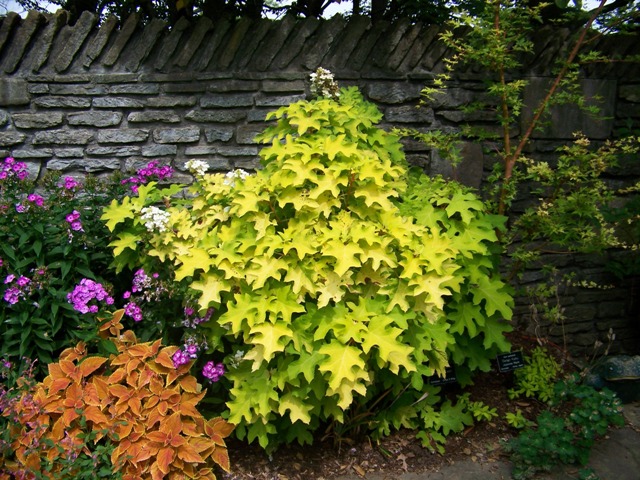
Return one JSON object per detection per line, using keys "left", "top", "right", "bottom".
{"left": 103, "top": 79, "right": 514, "bottom": 450}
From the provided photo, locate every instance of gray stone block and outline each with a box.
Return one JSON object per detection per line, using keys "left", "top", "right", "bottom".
{"left": 0, "top": 79, "right": 30, "bottom": 106}
{"left": 385, "top": 105, "right": 434, "bottom": 124}
{"left": 108, "top": 84, "right": 160, "bottom": 95}
{"left": 97, "top": 129, "right": 149, "bottom": 143}
{"left": 127, "top": 111, "right": 180, "bottom": 123}
{"left": 53, "top": 11, "right": 97, "bottom": 73}
{"left": 1, "top": 11, "right": 45, "bottom": 74}
{"left": 201, "top": 94, "right": 254, "bottom": 108}
{"left": 13, "top": 112, "right": 64, "bottom": 129}
{"left": 93, "top": 97, "right": 145, "bottom": 108}
{"left": 185, "top": 146, "right": 218, "bottom": 156}
{"left": 185, "top": 110, "right": 247, "bottom": 123}
{"left": 366, "top": 82, "right": 422, "bottom": 104}
{"left": 68, "top": 112, "right": 123, "bottom": 127}
{"left": 86, "top": 146, "right": 141, "bottom": 156}
{"left": 204, "top": 127, "right": 234, "bottom": 142}
{"left": 11, "top": 148, "right": 53, "bottom": 159}
{"left": 102, "top": 13, "right": 139, "bottom": 67}
{"left": 34, "top": 96, "right": 91, "bottom": 108}
{"left": 49, "top": 84, "right": 107, "bottom": 95}
{"left": 236, "top": 125, "right": 264, "bottom": 144}
{"left": 216, "top": 146, "right": 258, "bottom": 157}
{"left": 255, "top": 94, "right": 305, "bottom": 107}
{"left": 82, "top": 15, "right": 118, "bottom": 68}
{"left": 0, "top": 110, "right": 8, "bottom": 126}
{"left": 54, "top": 148, "right": 84, "bottom": 158}
{"left": 141, "top": 145, "right": 177, "bottom": 157}
{"left": 153, "top": 127, "right": 200, "bottom": 143}
{"left": 147, "top": 96, "right": 197, "bottom": 108}
{"left": 619, "top": 84, "right": 640, "bottom": 103}
{"left": 33, "top": 129, "right": 94, "bottom": 145}
{"left": 0, "top": 132, "right": 27, "bottom": 146}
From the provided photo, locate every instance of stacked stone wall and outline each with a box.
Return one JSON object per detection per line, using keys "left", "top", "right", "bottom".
{"left": 1, "top": 10, "right": 639, "bottom": 356}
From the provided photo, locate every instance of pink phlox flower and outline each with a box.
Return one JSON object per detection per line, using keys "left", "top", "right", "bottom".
{"left": 202, "top": 361, "right": 225, "bottom": 382}
{"left": 4, "top": 274, "right": 15, "bottom": 284}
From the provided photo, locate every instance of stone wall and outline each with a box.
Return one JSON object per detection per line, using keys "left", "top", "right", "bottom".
{"left": 1, "top": 10, "right": 639, "bottom": 356}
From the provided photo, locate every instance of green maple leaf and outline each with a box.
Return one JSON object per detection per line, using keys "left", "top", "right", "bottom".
{"left": 361, "top": 315, "right": 416, "bottom": 374}
{"left": 354, "top": 182, "right": 396, "bottom": 210}
{"left": 219, "top": 293, "right": 259, "bottom": 333}
{"left": 328, "top": 377, "right": 369, "bottom": 410}
{"left": 284, "top": 264, "right": 317, "bottom": 295}
{"left": 472, "top": 276, "right": 513, "bottom": 319}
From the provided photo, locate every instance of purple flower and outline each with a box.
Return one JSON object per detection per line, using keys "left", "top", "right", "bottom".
{"left": 27, "top": 194, "right": 44, "bottom": 207}
{"left": 65, "top": 210, "right": 84, "bottom": 232}
{"left": 123, "top": 291, "right": 131, "bottom": 299}
{"left": 202, "top": 361, "right": 225, "bottom": 382}
{"left": 16, "top": 276, "right": 30, "bottom": 287}
{"left": 67, "top": 279, "right": 114, "bottom": 314}
{"left": 124, "top": 301, "right": 143, "bottom": 322}
{"left": 62, "top": 177, "right": 80, "bottom": 190}
{"left": 172, "top": 349, "right": 191, "bottom": 368}
{"left": 15, "top": 204, "right": 26, "bottom": 213}
{"left": 3, "top": 287, "right": 23, "bottom": 305}
{"left": 4, "top": 274, "right": 15, "bottom": 284}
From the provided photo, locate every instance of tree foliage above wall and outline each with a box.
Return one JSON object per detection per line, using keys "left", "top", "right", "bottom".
{"left": 8, "top": 0, "right": 639, "bottom": 28}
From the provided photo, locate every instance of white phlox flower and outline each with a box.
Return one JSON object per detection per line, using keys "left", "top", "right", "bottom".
{"left": 223, "top": 169, "right": 250, "bottom": 187}
{"left": 185, "top": 159, "right": 209, "bottom": 177}
{"left": 140, "top": 206, "right": 171, "bottom": 233}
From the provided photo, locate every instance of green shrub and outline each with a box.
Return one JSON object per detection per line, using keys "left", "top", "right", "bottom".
{"left": 0, "top": 160, "right": 129, "bottom": 377}
{"left": 508, "top": 347, "right": 561, "bottom": 402}
{"left": 506, "top": 375, "right": 624, "bottom": 480}
{"left": 102, "top": 82, "right": 514, "bottom": 451}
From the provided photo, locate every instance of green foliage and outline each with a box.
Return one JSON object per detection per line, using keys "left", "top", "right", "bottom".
{"left": 505, "top": 409, "right": 535, "bottom": 429}
{"left": 0, "top": 162, "right": 128, "bottom": 379}
{"left": 506, "top": 375, "right": 624, "bottom": 480}
{"left": 103, "top": 85, "right": 513, "bottom": 451}
{"left": 508, "top": 347, "right": 561, "bottom": 402}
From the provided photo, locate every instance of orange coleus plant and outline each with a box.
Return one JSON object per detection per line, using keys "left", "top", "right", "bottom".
{"left": 1, "top": 310, "right": 233, "bottom": 480}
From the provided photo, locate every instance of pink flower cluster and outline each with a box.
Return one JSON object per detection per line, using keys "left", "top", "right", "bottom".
{"left": 202, "top": 361, "right": 225, "bottom": 382}
{"left": 121, "top": 161, "right": 173, "bottom": 194}
{"left": 2, "top": 269, "right": 46, "bottom": 305}
{"left": 182, "top": 306, "right": 214, "bottom": 328}
{"left": 14, "top": 193, "right": 45, "bottom": 213}
{"left": 122, "top": 269, "right": 165, "bottom": 323}
{"left": 65, "top": 210, "right": 84, "bottom": 232}
{"left": 172, "top": 338, "right": 200, "bottom": 368}
{"left": 0, "top": 157, "right": 28, "bottom": 182}
{"left": 67, "top": 278, "right": 114, "bottom": 314}
{"left": 3, "top": 274, "right": 30, "bottom": 305}
{"left": 61, "top": 176, "right": 80, "bottom": 191}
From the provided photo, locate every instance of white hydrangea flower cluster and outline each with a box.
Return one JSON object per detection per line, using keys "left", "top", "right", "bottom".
{"left": 185, "top": 159, "right": 209, "bottom": 177}
{"left": 140, "top": 206, "right": 171, "bottom": 233}
{"left": 310, "top": 67, "right": 340, "bottom": 100}
{"left": 223, "top": 169, "right": 250, "bottom": 187}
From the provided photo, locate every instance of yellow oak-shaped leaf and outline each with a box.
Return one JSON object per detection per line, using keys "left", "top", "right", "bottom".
{"left": 318, "top": 341, "right": 369, "bottom": 392}
{"left": 191, "top": 271, "right": 230, "bottom": 308}
{"left": 317, "top": 270, "right": 348, "bottom": 308}
{"left": 322, "top": 238, "right": 364, "bottom": 277}
{"left": 278, "top": 392, "right": 313, "bottom": 424}
{"left": 247, "top": 321, "right": 293, "bottom": 366}
{"left": 361, "top": 315, "right": 416, "bottom": 374}
{"left": 174, "top": 247, "right": 214, "bottom": 281}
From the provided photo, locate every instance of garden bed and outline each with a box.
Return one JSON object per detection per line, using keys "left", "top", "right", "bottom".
{"left": 220, "top": 332, "right": 569, "bottom": 479}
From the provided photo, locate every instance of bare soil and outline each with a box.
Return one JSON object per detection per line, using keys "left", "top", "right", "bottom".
{"left": 219, "top": 333, "right": 569, "bottom": 480}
